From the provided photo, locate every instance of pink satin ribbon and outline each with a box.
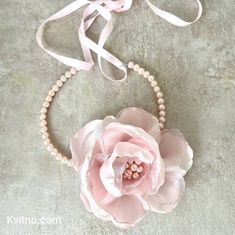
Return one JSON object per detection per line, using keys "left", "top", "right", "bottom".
{"left": 36, "top": 0, "right": 202, "bottom": 82}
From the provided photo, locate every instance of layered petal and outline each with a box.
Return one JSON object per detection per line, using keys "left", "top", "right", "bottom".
{"left": 117, "top": 107, "right": 161, "bottom": 143}
{"left": 70, "top": 116, "right": 116, "bottom": 170}
{"left": 160, "top": 129, "right": 193, "bottom": 177}
{"left": 142, "top": 176, "right": 185, "bottom": 213}
{"left": 104, "top": 195, "right": 145, "bottom": 228}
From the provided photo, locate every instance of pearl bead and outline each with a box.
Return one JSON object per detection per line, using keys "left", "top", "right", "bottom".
{"left": 135, "top": 160, "right": 141, "bottom": 165}
{"left": 70, "top": 68, "right": 77, "bottom": 75}
{"left": 56, "top": 153, "right": 63, "bottom": 160}
{"left": 43, "top": 138, "right": 51, "bottom": 145}
{"left": 151, "top": 81, "right": 157, "bottom": 87}
{"left": 123, "top": 174, "right": 128, "bottom": 179}
{"left": 144, "top": 71, "right": 150, "bottom": 78}
{"left": 159, "top": 111, "right": 166, "bottom": 117}
{"left": 126, "top": 163, "right": 130, "bottom": 168}
{"left": 132, "top": 172, "right": 139, "bottom": 179}
{"left": 133, "top": 64, "right": 140, "bottom": 71}
{"left": 56, "top": 80, "right": 63, "bottom": 87}
{"left": 137, "top": 165, "right": 143, "bottom": 173}
{"left": 48, "top": 90, "right": 55, "bottom": 96}
{"left": 51, "top": 148, "right": 58, "bottom": 156}
{"left": 45, "top": 96, "right": 52, "bottom": 102}
{"left": 40, "top": 120, "right": 47, "bottom": 126}
{"left": 159, "top": 117, "right": 166, "bottom": 123}
{"left": 130, "top": 163, "right": 138, "bottom": 172}
{"left": 157, "top": 98, "right": 164, "bottom": 104}
{"left": 41, "top": 126, "right": 48, "bottom": 133}
{"left": 40, "top": 107, "right": 47, "bottom": 114}
{"left": 154, "top": 86, "right": 160, "bottom": 92}
{"left": 158, "top": 104, "right": 165, "bottom": 111}
{"left": 128, "top": 61, "right": 134, "bottom": 69}
{"left": 60, "top": 75, "right": 67, "bottom": 82}
{"left": 40, "top": 114, "right": 46, "bottom": 120}
{"left": 124, "top": 169, "right": 132, "bottom": 177}
{"left": 62, "top": 157, "right": 69, "bottom": 164}
{"left": 128, "top": 160, "right": 134, "bottom": 164}
{"left": 43, "top": 101, "right": 50, "bottom": 108}
{"left": 47, "top": 144, "right": 54, "bottom": 152}
{"left": 65, "top": 71, "right": 71, "bottom": 78}
{"left": 156, "top": 92, "right": 163, "bottom": 98}
{"left": 148, "top": 75, "right": 154, "bottom": 82}
{"left": 159, "top": 123, "right": 164, "bottom": 129}
{"left": 42, "top": 132, "right": 49, "bottom": 139}
{"left": 138, "top": 68, "right": 145, "bottom": 75}
{"left": 67, "top": 160, "right": 73, "bottom": 167}
{"left": 52, "top": 85, "right": 59, "bottom": 92}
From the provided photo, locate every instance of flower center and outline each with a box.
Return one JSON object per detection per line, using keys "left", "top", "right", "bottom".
{"left": 123, "top": 160, "right": 144, "bottom": 180}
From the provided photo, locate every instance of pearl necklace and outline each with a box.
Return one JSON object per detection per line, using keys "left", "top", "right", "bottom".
{"left": 40, "top": 62, "right": 166, "bottom": 167}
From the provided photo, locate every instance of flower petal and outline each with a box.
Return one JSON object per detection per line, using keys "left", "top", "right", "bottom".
{"left": 70, "top": 116, "right": 116, "bottom": 170}
{"left": 142, "top": 176, "right": 185, "bottom": 213}
{"left": 106, "top": 122, "right": 159, "bottom": 151}
{"left": 117, "top": 107, "right": 161, "bottom": 143}
{"left": 104, "top": 195, "right": 145, "bottom": 228}
{"left": 160, "top": 129, "right": 193, "bottom": 177}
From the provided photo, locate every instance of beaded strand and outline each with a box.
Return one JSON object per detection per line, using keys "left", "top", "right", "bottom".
{"left": 40, "top": 62, "right": 166, "bottom": 164}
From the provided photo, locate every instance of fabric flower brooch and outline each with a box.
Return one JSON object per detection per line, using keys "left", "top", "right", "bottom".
{"left": 70, "top": 107, "right": 193, "bottom": 228}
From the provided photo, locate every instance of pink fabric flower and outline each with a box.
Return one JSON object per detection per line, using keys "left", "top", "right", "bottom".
{"left": 70, "top": 108, "right": 193, "bottom": 228}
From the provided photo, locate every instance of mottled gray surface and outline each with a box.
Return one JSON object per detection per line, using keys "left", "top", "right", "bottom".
{"left": 0, "top": 0, "right": 235, "bottom": 234}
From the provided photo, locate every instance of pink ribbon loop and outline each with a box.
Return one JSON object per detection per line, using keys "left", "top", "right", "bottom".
{"left": 36, "top": 0, "right": 202, "bottom": 82}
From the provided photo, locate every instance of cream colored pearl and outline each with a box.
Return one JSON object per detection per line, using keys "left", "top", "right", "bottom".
{"left": 159, "top": 110, "right": 166, "bottom": 117}
{"left": 157, "top": 98, "right": 164, "bottom": 104}
{"left": 132, "top": 172, "right": 139, "bottom": 179}
{"left": 128, "top": 160, "right": 134, "bottom": 164}
{"left": 154, "top": 86, "right": 160, "bottom": 92}
{"left": 138, "top": 68, "right": 145, "bottom": 75}
{"left": 70, "top": 68, "right": 77, "bottom": 75}
{"left": 47, "top": 144, "right": 54, "bottom": 152}
{"left": 41, "top": 126, "right": 48, "bottom": 133}
{"left": 65, "top": 71, "right": 71, "bottom": 78}
{"left": 158, "top": 104, "right": 165, "bottom": 111}
{"left": 60, "top": 75, "right": 67, "bottom": 82}
{"left": 62, "top": 157, "right": 69, "bottom": 164}
{"left": 51, "top": 148, "right": 58, "bottom": 156}
{"left": 159, "top": 123, "right": 164, "bottom": 129}
{"left": 40, "top": 120, "right": 47, "bottom": 126}
{"left": 133, "top": 64, "right": 140, "bottom": 71}
{"left": 130, "top": 163, "right": 138, "bottom": 172}
{"left": 43, "top": 101, "right": 50, "bottom": 108}
{"left": 156, "top": 92, "right": 163, "bottom": 98}
{"left": 55, "top": 153, "right": 63, "bottom": 160}
{"left": 148, "top": 75, "right": 154, "bottom": 82}
{"left": 159, "top": 117, "right": 166, "bottom": 123}
{"left": 41, "top": 107, "right": 47, "bottom": 114}
{"left": 128, "top": 61, "right": 134, "bottom": 69}
{"left": 124, "top": 169, "right": 132, "bottom": 177}
{"left": 67, "top": 160, "right": 73, "bottom": 167}
{"left": 151, "top": 81, "right": 157, "bottom": 87}
{"left": 45, "top": 96, "right": 52, "bottom": 102}
{"left": 40, "top": 114, "right": 46, "bottom": 120}
{"left": 135, "top": 160, "right": 141, "bottom": 165}
{"left": 43, "top": 138, "right": 51, "bottom": 145}
{"left": 42, "top": 132, "right": 49, "bottom": 139}
{"left": 52, "top": 85, "right": 59, "bottom": 92}
{"left": 48, "top": 90, "right": 55, "bottom": 96}
{"left": 137, "top": 165, "right": 143, "bottom": 173}
{"left": 56, "top": 80, "right": 63, "bottom": 87}
{"left": 144, "top": 71, "right": 150, "bottom": 78}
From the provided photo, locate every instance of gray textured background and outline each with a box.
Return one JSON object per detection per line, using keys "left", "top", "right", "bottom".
{"left": 0, "top": 0, "right": 235, "bottom": 234}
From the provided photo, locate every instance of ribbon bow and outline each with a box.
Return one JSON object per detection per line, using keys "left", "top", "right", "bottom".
{"left": 36, "top": 0, "right": 202, "bottom": 82}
